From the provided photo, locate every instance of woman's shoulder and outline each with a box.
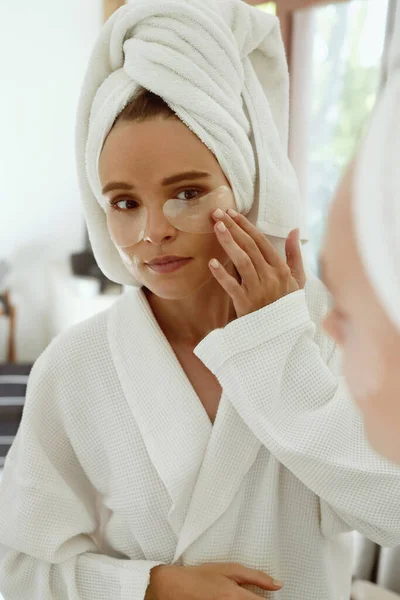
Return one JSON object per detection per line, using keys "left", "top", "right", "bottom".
{"left": 41, "top": 288, "right": 140, "bottom": 365}
{"left": 39, "top": 308, "right": 110, "bottom": 371}
{"left": 29, "top": 291, "right": 137, "bottom": 395}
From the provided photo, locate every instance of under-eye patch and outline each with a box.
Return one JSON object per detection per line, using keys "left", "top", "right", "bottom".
{"left": 106, "top": 185, "right": 236, "bottom": 248}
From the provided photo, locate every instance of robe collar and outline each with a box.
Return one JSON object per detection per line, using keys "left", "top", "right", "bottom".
{"left": 107, "top": 288, "right": 261, "bottom": 558}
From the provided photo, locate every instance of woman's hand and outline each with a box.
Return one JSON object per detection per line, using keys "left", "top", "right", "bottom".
{"left": 209, "top": 208, "right": 306, "bottom": 318}
{"left": 145, "top": 562, "right": 283, "bottom": 600}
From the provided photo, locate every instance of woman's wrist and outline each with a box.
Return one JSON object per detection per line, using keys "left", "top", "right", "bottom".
{"left": 145, "top": 564, "right": 177, "bottom": 600}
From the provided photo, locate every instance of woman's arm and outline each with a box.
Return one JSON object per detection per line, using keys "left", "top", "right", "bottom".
{"left": 0, "top": 357, "right": 164, "bottom": 600}
{"left": 194, "top": 286, "right": 400, "bottom": 547}
{"left": 0, "top": 540, "right": 162, "bottom": 600}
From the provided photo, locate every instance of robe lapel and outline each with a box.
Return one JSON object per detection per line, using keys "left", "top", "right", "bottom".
{"left": 108, "top": 288, "right": 261, "bottom": 554}
{"left": 174, "top": 395, "right": 262, "bottom": 561}
{"left": 107, "top": 288, "right": 212, "bottom": 537}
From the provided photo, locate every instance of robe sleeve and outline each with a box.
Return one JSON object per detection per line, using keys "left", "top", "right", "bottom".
{"left": 0, "top": 354, "right": 164, "bottom": 600}
{"left": 194, "top": 287, "right": 400, "bottom": 547}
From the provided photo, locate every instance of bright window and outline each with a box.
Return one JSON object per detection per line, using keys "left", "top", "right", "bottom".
{"left": 306, "top": 0, "right": 389, "bottom": 266}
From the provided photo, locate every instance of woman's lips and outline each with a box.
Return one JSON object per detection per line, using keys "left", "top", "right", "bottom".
{"left": 147, "top": 257, "right": 193, "bottom": 273}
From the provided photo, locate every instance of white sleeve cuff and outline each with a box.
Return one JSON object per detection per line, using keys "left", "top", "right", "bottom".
{"left": 194, "top": 289, "right": 311, "bottom": 372}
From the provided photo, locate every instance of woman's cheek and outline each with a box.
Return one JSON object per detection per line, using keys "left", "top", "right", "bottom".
{"left": 323, "top": 310, "right": 346, "bottom": 346}
{"left": 342, "top": 324, "right": 385, "bottom": 409}
{"left": 117, "top": 248, "right": 144, "bottom": 279}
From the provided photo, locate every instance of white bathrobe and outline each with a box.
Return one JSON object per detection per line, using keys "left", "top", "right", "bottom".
{"left": 1, "top": 278, "right": 400, "bottom": 600}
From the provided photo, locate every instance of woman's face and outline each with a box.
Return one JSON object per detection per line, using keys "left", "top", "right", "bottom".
{"left": 321, "top": 164, "right": 400, "bottom": 463}
{"left": 99, "top": 117, "right": 233, "bottom": 299}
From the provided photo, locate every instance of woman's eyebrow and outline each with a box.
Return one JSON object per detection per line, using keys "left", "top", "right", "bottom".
{"left": 101, "top": 171, "right": 211, "bottom": 195}
{"left": 161, "top": 171, "right": 211, "bottom": 186}
{"left": 102, "top": 182, "right": 133, "bottom": 195}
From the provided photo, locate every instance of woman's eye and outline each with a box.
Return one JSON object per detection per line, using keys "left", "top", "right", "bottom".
{"left": 176, "top": 189, "right": 201, "bottom": 201}
{"left": 112, "top": 199, "right": 138, "bottom": 210}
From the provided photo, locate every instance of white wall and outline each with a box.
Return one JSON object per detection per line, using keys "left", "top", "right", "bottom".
{"left": 0, "top": 0, "right": 103, "bottom": 361}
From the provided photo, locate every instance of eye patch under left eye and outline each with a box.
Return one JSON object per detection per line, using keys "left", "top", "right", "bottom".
{"left": 163, "top": 185, "right": 236, "bottom": 234}
{"left": 106, "top": 185, "right": 237, "bottom": 249}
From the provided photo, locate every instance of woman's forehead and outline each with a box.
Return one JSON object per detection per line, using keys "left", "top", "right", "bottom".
{"left": 99, "top": 119, "right": 225, "bottom": 185}
{"left": 103, "top": 118, "right": 212, "bottom": 158}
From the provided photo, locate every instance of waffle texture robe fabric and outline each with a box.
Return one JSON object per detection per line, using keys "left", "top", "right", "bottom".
{"left": 77, "top": 0, "right": 305, "bottom": 286}
{"left": 1, "top": 278, "right": 400, "bottom": 599}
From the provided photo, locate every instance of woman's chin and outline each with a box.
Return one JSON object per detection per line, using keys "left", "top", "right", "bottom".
{"left": 142, "top": 271, "right": 215, "bottom": 300}
{"left": 364, "top": 416, "right": 400, "bottom": 465}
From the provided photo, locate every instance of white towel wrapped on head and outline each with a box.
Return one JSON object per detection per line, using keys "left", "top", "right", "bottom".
{"left": 352, "top": 4, "right": 400, "bottom": 330}
{"left": 76, "top": 0, "right": 305, "bottom": 286}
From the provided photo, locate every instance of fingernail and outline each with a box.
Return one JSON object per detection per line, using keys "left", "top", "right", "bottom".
{"left": 213, "top": 208, "right": 224, "bottom": 218}
{"left": 217, "top": 221, "right": 226, "bottom": 232}
{"left": 227, "top": 208, "right": 238, "bottom": 218}
{"left": 210, "top": 259, "right": 220, "bottom": 268}
{"left": 273, "top": 580, "right": 284, "bottom": 588}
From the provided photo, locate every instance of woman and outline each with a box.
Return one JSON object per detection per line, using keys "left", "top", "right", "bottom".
{"left": 1, "top": 1, "right": 400, "bottom": 599}
{"left": 321, "top": 5, "right": 400, "bottom": 464}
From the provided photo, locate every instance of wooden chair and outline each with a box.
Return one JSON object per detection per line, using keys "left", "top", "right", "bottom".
{"left": 0, "top": 291, "right": 16, "bottom": 364}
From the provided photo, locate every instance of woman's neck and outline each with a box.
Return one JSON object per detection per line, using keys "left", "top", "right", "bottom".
{"left": 145, "top": 264, "right": 238, "bottom": 348}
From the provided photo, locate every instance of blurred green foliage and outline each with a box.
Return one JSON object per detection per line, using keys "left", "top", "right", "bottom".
{"left": 307, "top": 1, "right": 387, "bottom": 262}
{"left": 256, "top": 2, "right": 276, "bottom": 15}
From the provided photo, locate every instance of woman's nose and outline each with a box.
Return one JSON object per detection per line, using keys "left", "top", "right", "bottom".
{"left": 143, "top": 208, "right": 177, "bottom": 245}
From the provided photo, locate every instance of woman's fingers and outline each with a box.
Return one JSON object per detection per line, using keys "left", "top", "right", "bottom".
{"left": 212, "top": 209, "right": 268, "bottom": 277}
{"left": 238, "top": 587, "right": 281, "bottom": 599}
{"left": 209, "top": 257, "right": 246, "bottom": 305}
{"left": 210, "top": 210, "right": 303, "bottom": 316}
{"left": 285, "top": 228, "right": 306, "bottom": 289}
{"left": 224, "top": 209, "right": 284, "bottom": 268}
{"left": 213, "top": 220, "right": 260, "bottom": 289}
{"left": 223, "top": 563, "right": 284, "bottom": 591}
